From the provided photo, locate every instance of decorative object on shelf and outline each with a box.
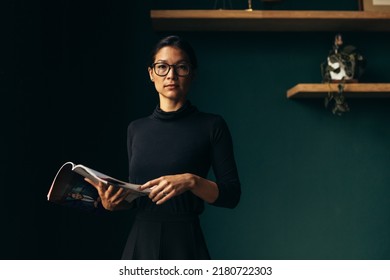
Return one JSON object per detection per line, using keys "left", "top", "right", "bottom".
{"left": 246, "top": 0, "right": 253, "bottom": 11}
{"left": 321, "top": 34, "right": 366, "bottom": 82}
{"left": 361, "top": 0, "right": 390, "bottom": 11}
{"left": 324, "top": 81, "right": 350, "bottom": 116}
{"left": 321, "top": 33, "right": 366, "bottom": 115}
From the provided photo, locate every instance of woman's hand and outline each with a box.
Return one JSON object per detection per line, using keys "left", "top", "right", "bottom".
{"left": 139, "top": 173, "right": 219, "bottom": 205}
{"left": 85, "top": 178, "right": 132, "bottom": 211}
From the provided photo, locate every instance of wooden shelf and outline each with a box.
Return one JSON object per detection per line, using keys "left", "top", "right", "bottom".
{"left": 287, "top": 83, "right": 390, "bottom": 98}
{"left": 150, "top": 10, "right": 390, "bottom": 31}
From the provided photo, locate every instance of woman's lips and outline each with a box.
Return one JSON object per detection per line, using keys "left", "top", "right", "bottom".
{"left": 165, "top": 84, "right": 178, "bottom": 89}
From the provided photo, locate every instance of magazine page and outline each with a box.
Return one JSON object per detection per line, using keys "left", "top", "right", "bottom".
{"left": 72, "top": 164, "right": 149, "bottom": 194}
{"left": 47, "top": 162, "right": 149, "bottom": 212}
{"left": 47, "top": 163, "right": 102, "bottom": 212}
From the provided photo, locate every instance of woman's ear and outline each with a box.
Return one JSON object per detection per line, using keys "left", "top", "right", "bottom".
{"left": 148, "top": 67, "right": 154, "bottom": 82}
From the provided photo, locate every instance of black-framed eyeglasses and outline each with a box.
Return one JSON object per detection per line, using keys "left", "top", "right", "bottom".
{"left": 151, "top": 62, "right": 191, "bottom": 77}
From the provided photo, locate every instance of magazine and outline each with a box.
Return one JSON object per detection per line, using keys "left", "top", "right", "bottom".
{"left": 47, "top": 162, "right": 149, "bottom": 212}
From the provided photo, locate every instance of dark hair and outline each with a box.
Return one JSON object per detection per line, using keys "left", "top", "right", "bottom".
{"left": 150, "top": 35, "right": 198, "bottom": 70}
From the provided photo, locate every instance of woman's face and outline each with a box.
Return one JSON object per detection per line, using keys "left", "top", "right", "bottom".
{"left": 149, "top": 46, "right": 193, "bottom": 106}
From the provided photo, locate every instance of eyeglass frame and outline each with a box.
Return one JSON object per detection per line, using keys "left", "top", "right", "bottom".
{"left": 150, "top": 62, "right": 192, "bottom": 77}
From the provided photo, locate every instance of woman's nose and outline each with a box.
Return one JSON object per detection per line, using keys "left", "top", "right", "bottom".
{"left": 166, "top": 66, "right": 178, "bottom": 80}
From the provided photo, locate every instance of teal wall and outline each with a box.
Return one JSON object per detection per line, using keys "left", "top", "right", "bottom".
{"left": 3, "top": 0, "right": 390, "bottom": 259}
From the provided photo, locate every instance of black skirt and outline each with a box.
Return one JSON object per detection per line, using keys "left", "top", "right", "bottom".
{"left": 121, "top": 211, "right": 211, "bottom": 260}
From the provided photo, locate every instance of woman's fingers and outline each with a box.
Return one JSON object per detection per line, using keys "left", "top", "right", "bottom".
{"left": 85, "top": 178, "right": 109, "bottom": 197}
{"left": 139, "top": 174, "right": 193, "bottom": 205}
{"left": 84, "top": 178, "right": 131, "bottom": 210}
{"left": 84, "top": 178, "right": 100, "bottom": 189}
{"left": 155, "top": 189, "right": 173, "bottom": 205}
{"left": 146, "top": 178, "right": 169, "bottom": 200}
{"left": 142, "top": 176, "right": 182, "bottom": 205}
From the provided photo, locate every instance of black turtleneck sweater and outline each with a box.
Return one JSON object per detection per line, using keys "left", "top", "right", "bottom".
{"left": 127, "top": 101, "right": 241, "bottom": 214}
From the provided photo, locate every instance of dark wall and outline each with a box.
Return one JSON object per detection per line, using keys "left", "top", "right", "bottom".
{"left": 3, "top": 0, "right": 390, "bottom": 259}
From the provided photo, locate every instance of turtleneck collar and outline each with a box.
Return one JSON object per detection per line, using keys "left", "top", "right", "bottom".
{"left": 151, "top": 100, "right": 197, "bottom": 121}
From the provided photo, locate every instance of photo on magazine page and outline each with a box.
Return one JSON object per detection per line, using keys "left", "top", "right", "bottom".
{"left": 47, "top": 163, "right": 101, "bottom": 212}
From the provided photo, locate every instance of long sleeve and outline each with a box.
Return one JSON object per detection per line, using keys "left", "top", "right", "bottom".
{"left": 209, "top": 116, "right": 241, "bottom": 209}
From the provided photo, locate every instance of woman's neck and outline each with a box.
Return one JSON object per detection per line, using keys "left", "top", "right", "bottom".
{"left": 159, "top": 98, "right": 186, "bottom": 112}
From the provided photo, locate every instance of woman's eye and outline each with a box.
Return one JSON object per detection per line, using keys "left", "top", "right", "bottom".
{"left": 177, "top": 64, "right": 189, "bottom": 70}
{"left": 157, "top": 64, "right": 168, "bottom": 70}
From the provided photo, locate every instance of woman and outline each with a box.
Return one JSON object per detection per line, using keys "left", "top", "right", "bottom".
{"left": 87, "top": 35, "right": 241, "bottom": 259}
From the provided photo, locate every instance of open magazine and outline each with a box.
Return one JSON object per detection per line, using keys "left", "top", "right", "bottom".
{"left": 47, "top": 162, "right": 149, "bottom": 212}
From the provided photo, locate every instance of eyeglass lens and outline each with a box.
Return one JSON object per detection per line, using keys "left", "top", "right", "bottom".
{"left": 153, "top": 63, "right": 190, "bottom": 77}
